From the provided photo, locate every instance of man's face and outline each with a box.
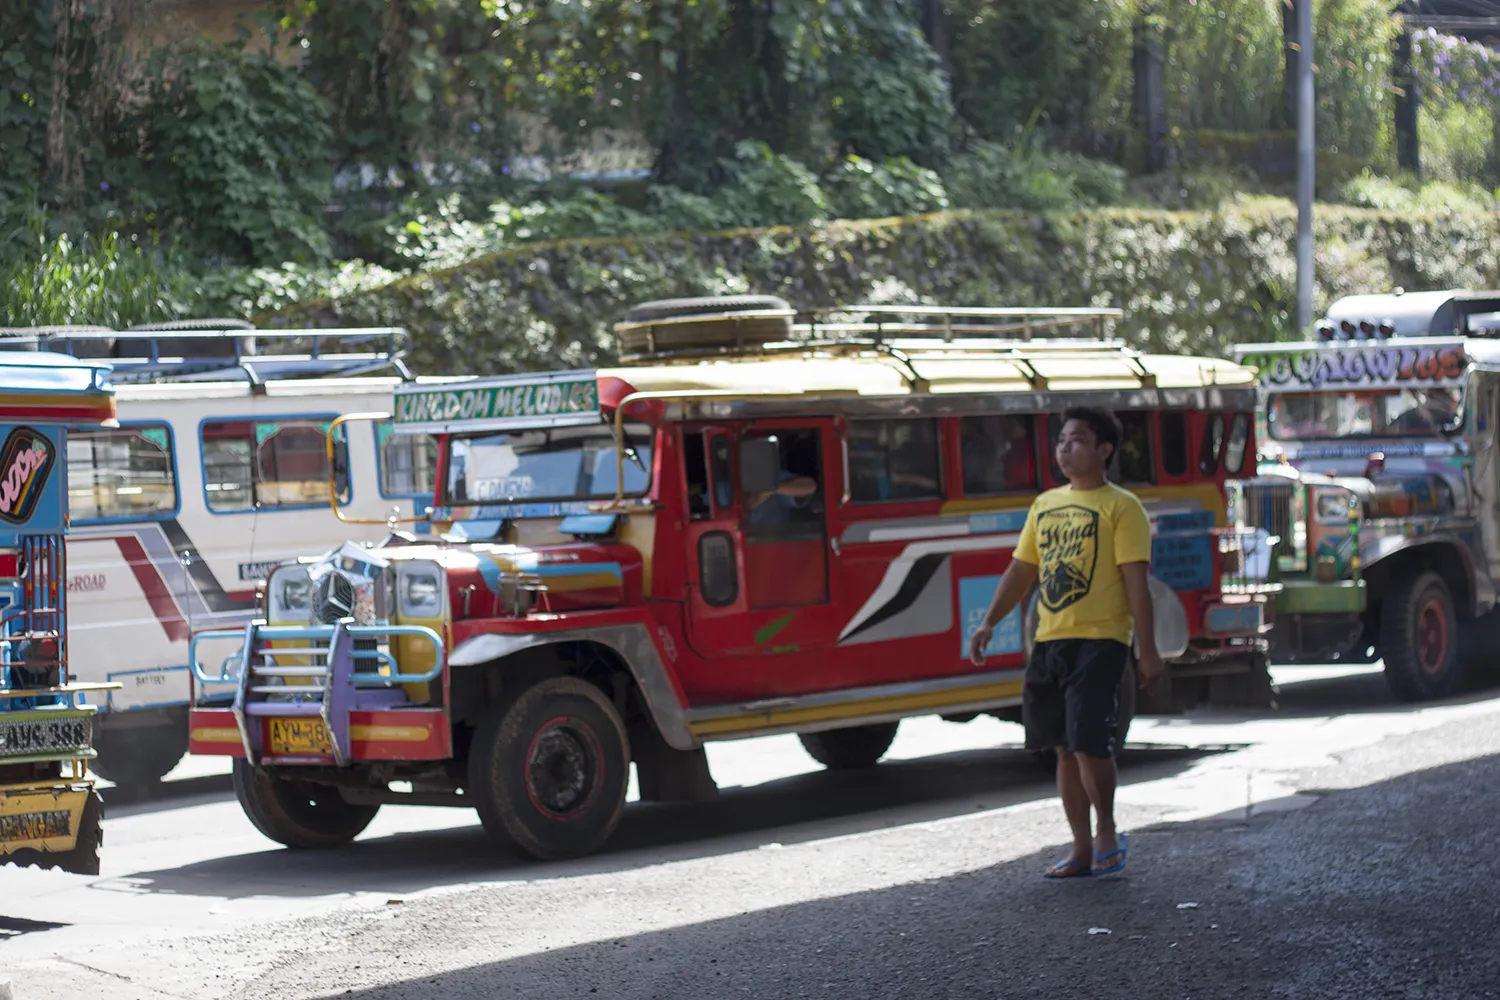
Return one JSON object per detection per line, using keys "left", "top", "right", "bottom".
{"left": 1056, "top": 418, "right": 1112, "bottom": 478}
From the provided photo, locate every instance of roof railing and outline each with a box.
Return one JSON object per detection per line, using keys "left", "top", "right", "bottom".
{"left": 0, "top": 325, "right": 414, "bottom": 387}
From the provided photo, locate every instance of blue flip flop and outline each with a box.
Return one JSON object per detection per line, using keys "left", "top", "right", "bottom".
{"left": 1043, "top": 858, "right": 1093, "bottom": 879}
{"left": 1092, "top": 833, "right": 1128, "bottom": 875}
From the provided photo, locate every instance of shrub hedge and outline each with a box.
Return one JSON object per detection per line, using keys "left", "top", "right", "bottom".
{"left": 267, "top": 203, "right": 1500, "bottom": 375}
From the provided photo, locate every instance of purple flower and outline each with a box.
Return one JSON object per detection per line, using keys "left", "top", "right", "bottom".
{"left": 471, "top": 122, "right": 481, "bottom": 133}
{"left": 99, "top": 181, "right": 110, "bottom": 192}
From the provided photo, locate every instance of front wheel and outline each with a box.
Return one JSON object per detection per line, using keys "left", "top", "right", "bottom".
{"left": 232, "top": 760, "right": 379, "bottom": 848}
{"left": 1381, "top": 571, "right": 1463, "bottom": 701}
{"left": 799, "top": 722, "right": 900, "bottom": 770}
{"left": 468, "top": 677, "right": 630, "bottom": 861}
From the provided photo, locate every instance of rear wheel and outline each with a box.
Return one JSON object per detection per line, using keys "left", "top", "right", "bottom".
{"left": 1381, "top": 571, "right": 1463, "bottom": 701}
{"left": 798, "top": 722, "right": 900, "bottom": 770}
{"left": 232, "top": 759, "right": 379, "bottom": 848}
{"left": 91, "top": 716, "right": 188, "bottom": 788}
{"left": 468, "top": 677, "right": 630, "bottom": 861}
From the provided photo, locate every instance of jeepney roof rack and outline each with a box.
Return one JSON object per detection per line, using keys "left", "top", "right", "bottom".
{"left": 614, "top": 300, "right": 1152, "bottom": 389}
{"left": 0, "top": 323, "right": 415, "bottom": 386}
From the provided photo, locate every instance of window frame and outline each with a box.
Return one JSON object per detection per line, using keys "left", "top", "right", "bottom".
{"left": 958, "top": 413, "right": 1040, "bottom": 497}
{"left": 374, "top": 420, "right": 439, "bottom": 501}
{"left": 198, "top": 412, "right": 352, "bottom": 516}
{"left": 845, "top": 417, "right": 945, "bottom": 505}
{"left": 67, "top": 420, "right": 182, "bottom": 526}
{"left": 1157, "top": 411, "right": 1191, "bottom": 482}
{"left": 440, "top": 421, "right": 656, "bottom": 508}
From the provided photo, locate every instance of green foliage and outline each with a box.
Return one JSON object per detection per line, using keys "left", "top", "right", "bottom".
{"left": 1314, "top": 0, "right": 1395, "bottom": 163}
{"left": 1419, "top": 103, "right": 1496, "bottom": 186}
{"left": 0, "top": 210, "right": 185, "bottom": 328}
{"left": 947, "top": 0, "right": 1135, "bottom": 140}
{"left": 107, "top": 42, "right": 334, "bottom": 264}
{"left": 718, "top": 141, "right": 830, "bottom": 226}
{"left": 947, "top": 139, "right": 1125, "bottom": 212}
{"left": 262, "top": 203, "right": 1500, "bottom": 377}
{"left": 824, "top": 156, "right": 949, "bottom": 219}
{"left": 1337, "top": 170, "right": 1497, "bottom": 214}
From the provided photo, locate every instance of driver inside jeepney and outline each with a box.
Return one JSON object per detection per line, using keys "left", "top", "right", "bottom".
{"left": 1267, "top": 388, "right": 1462, "bottom": 440}
{"left": 746, "top": 432, "right": 819, "bottom": 526}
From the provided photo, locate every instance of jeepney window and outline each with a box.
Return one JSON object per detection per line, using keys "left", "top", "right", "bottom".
{"left": 709, "top": 433, "right": 734, "bottom": 510}
{"left": 1160, "top": 412, "right": 1189, "bottom": 478}
{"left": 67, "top": 425, "right": 178, "bottom": 522}
{"left": 1199, "top": 414, "right": 1226, "bottom": 475}
{"left": 201, "top": 419, "right": 351, "bottom": 512}
{"left": 1266, "top": 389, "right": 1463, "bottom": 440}
{"left": 1224, "top": 413, "right": 1251, "bottom": 475}
{"left": 960, "top": 415, "right": 1037, "bottom": 494}
{"left": 376, "top": 421, "right": 438, "bottom": 498}
{"left": 446, "top": 422, "right": 652, "bottom": 504}
{"left": 1046, "top": 412, "right": 1153, "bottom": 485}
{"left": 683, "top": 430, "right": 711, "bottom": 519}
{"left": 848, "top": 419, "right": 942, "bottom": 502}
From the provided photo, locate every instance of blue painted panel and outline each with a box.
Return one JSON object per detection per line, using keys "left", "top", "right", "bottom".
{"left": 0, "top": 423, "right": 67, "bottom": 543}
{"left": 1152, "top": 510, "right": 1215, "bottom": 592}
{"left": 968, "top": 510, "right": 1030, "bottom": 535}
{"left": 958, "top": 575, "right": 1023, "bottom": 658}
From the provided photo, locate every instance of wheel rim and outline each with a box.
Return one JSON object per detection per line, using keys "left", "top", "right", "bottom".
{"left": 525, "top": 717, "right": 600, "bottom": 819}
{"left": 1416, "top": 599, "right": 1450, "bottom": 676}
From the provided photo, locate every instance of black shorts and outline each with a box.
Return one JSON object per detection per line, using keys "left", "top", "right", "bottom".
{"left": 1024, "top": 638, "right": 1130, "bottom": 759}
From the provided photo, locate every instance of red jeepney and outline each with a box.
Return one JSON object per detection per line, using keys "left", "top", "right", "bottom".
{"left": 188, "top": 299, "right": 1271, "bottom": 859}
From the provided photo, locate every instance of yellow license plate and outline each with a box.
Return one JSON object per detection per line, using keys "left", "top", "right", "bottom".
{"left": 268, "top": 718, "right": 332, "bottom": 754}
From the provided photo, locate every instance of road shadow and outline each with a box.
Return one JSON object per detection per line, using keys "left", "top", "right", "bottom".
{"left": 100, "top": 772, "right": 234, "bottom": 817}
{"left": 112, "top": 742, "right": 1229, "bottom": 901}
{"left": 288, "top": 750, "right": 1500, "bottom": 1000}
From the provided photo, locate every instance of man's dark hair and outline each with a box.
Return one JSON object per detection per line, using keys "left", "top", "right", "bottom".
{"left": 1061, "top": 405, "right": 1123, "bottom": 454}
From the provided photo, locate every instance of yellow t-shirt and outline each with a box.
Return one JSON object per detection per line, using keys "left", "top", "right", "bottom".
{"left": 1013, "top": 482, "right": 1152, "bottom": 646}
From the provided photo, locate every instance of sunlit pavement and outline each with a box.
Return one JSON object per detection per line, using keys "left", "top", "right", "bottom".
{"left": 5, "top": 661, "right": 1500, "bottom": 999}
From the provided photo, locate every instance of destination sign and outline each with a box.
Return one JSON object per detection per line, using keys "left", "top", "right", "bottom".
{"left": 1237, "top": 342, "right": 1467, "bottom": 390}
{"left": 393, "top": 371, "right": 600, "bottom": 433}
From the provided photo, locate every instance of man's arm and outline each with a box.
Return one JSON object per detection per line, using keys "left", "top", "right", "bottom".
{"left": 1119, "top": 561, "right": 1163, "bottom": 690}
{"left": 967, "top": 559, "right": 1039, "bottom": 666}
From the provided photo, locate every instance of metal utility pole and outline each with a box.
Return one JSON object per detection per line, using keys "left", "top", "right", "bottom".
{"left": 1296, "top": 0, "right": 1315, "bottom": 335}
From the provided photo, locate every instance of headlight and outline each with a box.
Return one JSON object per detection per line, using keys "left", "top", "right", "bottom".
{"left": 268, "top": 565, "right": 312, "bottom": 623}
{"left": 398, "top": 563, "right": 444, "bottom": 618}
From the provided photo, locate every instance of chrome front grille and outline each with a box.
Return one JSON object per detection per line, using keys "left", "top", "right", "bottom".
{"left": 1230, "top": 477, "right": 1303, "bottom": 571}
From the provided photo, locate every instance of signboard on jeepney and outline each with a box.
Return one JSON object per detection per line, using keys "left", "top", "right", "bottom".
{"left": 393, "top": 370, "right": 600, "bottom": 434}
{"left": 1234, "top": 341, "right": 1467, "bottom": 390}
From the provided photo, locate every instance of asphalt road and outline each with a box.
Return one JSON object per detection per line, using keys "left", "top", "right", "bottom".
{"left": 5, "top": 663, "right": 1500, "bottom": 1000}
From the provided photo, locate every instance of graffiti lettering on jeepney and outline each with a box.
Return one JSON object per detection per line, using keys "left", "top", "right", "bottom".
{"left": 395, "top": 379, "right": 599, "bottom": 426}
{"left": 0, "top": 427, "right": 53, "bottom": 525}
{"left": 1243, "top": 344, "right": 1466, "bottom": 390}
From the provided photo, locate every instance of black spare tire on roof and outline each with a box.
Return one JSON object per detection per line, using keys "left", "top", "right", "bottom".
{"left": 119, "top": 317, "right": 255, "bottom": 359}
{"left": 617, "top": 295, "right": 795, "bottom": 358}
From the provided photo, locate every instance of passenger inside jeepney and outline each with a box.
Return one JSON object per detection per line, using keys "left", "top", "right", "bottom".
{"left": 746, "top": 431, "right": 820, "bottom": 526}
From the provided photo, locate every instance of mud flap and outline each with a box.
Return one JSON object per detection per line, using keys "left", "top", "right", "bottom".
{"left": 630, "top": 721, "right": 718, "bottom": 803}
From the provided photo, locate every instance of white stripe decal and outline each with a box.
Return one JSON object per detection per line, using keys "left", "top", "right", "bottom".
{"left": 838, "top": 533, "right": 1021, "bottom": 641}
{"left": 864, "top": 522, "right": 973, "bottom": 543}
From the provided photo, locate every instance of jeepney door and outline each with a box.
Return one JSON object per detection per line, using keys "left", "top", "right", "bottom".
{"left": 682, "top": 421, "right": 837, "bottom": 660}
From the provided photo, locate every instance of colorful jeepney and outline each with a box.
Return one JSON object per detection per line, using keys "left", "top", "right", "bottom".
{"left": 1, "top": 352, "right": 119, "bottom": 874}
{"left": 188, "top": 299, "right": 1272, "bottom": 860}
{"left": 1230, "top": 289, "right": 1500, "bottom": 700}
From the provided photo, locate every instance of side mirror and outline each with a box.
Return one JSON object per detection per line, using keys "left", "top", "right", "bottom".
{"left": 739, "top": 438, "right": 782, "bottom": 494}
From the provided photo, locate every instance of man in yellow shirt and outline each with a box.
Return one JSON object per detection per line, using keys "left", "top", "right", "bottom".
{"left": 968, "top": 406, "right": 1163, "bottom": 878}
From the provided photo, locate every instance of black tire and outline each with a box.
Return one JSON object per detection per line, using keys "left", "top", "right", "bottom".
{"left": 798, "top": 721, "right": 900, "bottom": 770}
{"left": 91, "top": 722, "right": 188, "bottom": 788}
{"left": 468, "top": 677, "right": 630, "bottom": 861}
{"left": 623, "top": 295, "right": 790, "bottom": 323}
{"left": 618, "top": 295, "right": 793, "bottom": 356}
{"left": 232, "top": 759, "right": 379, "bottom": 848}
{"left": 125, "top": 318, "right": 254, "bottom": 331}
{"left": 1381, "top": 571, "right": 1463, "bottom": 701}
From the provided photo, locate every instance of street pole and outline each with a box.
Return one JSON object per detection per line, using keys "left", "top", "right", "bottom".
{"left": 1296, "top": 0, "right": 1315, "bottom": 335}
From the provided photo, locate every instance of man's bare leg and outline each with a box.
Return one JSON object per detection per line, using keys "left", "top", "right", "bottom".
{"left": 1075, "top": 752, "right": 1119, "bottom": 860}
{"left": 1056, "top": 749, "right": 1094, "bottom": 866}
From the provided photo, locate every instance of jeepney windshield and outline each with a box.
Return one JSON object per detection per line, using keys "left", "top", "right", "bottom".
{"left": 1267, "top": 388, "right": 1463, "bottom": 441}
{"left": 445, "top": 422, "right": 652, "bottom": 504}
